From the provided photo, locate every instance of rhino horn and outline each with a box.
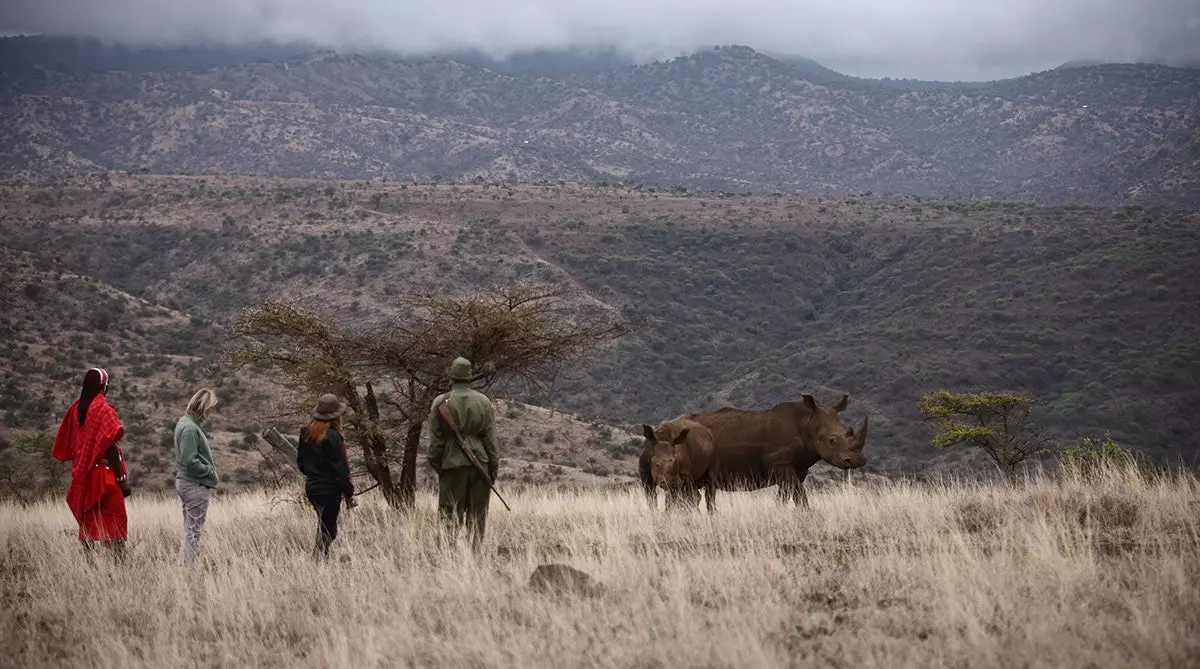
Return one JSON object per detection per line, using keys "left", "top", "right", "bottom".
{"left": 642, "top": 424, "right": 656, "bottom": 441}
{"left": 854, "top": 415, "right": 869, "bottom": 448}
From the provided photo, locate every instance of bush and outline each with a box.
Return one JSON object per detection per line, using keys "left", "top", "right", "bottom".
{"left": 1058, "top": 432, "right": 1136, "bottom": 481}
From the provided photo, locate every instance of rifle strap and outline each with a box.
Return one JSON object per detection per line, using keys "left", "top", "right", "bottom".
{"left": 437, "top": 397, "right": 481, "bottom": 461}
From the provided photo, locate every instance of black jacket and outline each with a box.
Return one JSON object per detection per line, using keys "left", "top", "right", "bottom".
{"left": 297, "top": 427, "right": 353, "bottom": 499}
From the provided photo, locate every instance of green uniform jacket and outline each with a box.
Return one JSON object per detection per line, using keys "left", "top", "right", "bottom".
{"left": 427, "top": 385, "right": 499, "bottom": 476}
{"left": 174, "top": 413, "right": 219, "bottom": 488}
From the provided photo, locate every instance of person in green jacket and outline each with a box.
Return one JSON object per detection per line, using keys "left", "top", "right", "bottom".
{"left": 173, "top": 388, "right": 219, "bottom": 564}
{"left": 427, "top": 356, "right": 499, "bottom": 550}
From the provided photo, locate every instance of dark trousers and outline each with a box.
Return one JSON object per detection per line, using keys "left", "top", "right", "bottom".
{"left": 307, "top": 492, "right": 343, "bottom": 558}
{"left": 437, "top": 466, "right": 491, "bottom": 549}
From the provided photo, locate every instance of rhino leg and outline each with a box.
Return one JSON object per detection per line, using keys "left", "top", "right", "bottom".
{"left": 770, "top": 466, "right": 800, "bottom": 506}
{"left": 637, "top": 456, "right": 657, "bottom": 510}
{"left": 664, "top": 485, "right": 695, "bottom": 512}
{"left": 702, "top": 476, "right": 716, "bottom": 514}
{"left": 793, "top": 469, "right": 810, "bottom": 509}
{"left": 678, "top": 477, "right": 701, "bottom": 511}
{"left": 793, "top": 483, "right": 809, "bottom": 509}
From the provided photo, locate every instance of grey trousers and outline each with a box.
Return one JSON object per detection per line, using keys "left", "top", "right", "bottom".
{"left": 176, "top": 478, "right": 212, "bottom": 564}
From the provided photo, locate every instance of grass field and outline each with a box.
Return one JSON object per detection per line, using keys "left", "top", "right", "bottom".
{"left": 2, "top": 467, "right": 1198, "bottom": 668}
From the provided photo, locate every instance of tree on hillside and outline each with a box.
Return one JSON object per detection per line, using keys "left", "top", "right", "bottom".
{"left": 230, "top": 285, "right": 629, "bottom": 508}
{"left": 917, "top": 390, "right": 1051, "bottom": 484}
{"left": 0, "top": 432, "right": 68, "bottom": 500}
{"left": 0, "top": 276, "right": 14, "bottom": 307}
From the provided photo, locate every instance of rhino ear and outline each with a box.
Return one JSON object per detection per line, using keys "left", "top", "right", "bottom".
{"left": 642, "top": 424, "right": 656, "bottom": 441}
{"left": 832, "top": 394, "right": 849, "bottom": 412}
{"left": 802, "top": 395, "right": 817, "bottom": 411}
{"left": 671, "top": 428, "right": 690, "bottom": 445}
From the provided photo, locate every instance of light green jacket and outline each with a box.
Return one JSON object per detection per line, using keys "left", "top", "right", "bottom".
{"left": 427, "top": 383, "right": 499, "bottom": 474}
{"left": 174, "top": 413, "right": 218, "bottom": 488}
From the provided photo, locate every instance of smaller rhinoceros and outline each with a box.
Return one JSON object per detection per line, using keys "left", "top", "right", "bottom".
{"left": 638, "top": 417, "right": 716, "bottom": 512}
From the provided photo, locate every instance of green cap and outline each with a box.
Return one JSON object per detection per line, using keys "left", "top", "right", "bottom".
{"left": 449, "top": 357, "right": 474, "bottom": 382}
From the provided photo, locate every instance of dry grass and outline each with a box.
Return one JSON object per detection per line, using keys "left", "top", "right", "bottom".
{"left": 2, "top": 467, "right": 1198, "bottom": 668}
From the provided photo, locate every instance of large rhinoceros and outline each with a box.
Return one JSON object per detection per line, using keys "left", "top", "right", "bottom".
{"left": 638, "top": 393, "right": 868, "bottom": 511}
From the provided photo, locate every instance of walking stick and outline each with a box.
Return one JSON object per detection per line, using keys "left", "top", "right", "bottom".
{"left": 436, "top": 398, "right": 512, "bottom": 512}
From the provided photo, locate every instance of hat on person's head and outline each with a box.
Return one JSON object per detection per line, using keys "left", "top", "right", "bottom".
{"left": 448, "top": 356, "right": 474, "bottom": 382}
{"left": 312, "top": 393, "right": 347, "bottom": 420}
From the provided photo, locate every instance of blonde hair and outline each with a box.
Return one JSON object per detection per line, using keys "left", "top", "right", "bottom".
{"left": 186, "top": 388, "right": 219, "bottom": 419}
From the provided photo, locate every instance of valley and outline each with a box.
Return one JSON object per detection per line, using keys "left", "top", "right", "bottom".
{"left": 2, "top": 174, "right": 1196, "bottom": 496}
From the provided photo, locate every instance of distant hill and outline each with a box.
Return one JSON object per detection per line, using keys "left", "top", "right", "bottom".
{"left": 429, "top": 47, "right": 639, "bottom": 76}
{"left": 1, "top": 38, "right": 1197, "bottom": 207}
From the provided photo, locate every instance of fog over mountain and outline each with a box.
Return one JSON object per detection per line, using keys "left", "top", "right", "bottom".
{"left": 2, "top": 0, "right": 1198, "bottom": 81}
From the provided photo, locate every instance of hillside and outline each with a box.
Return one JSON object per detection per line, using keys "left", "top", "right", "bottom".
{"left": 0, "top": 241, "right": 645, "bottom": 498}
{"left": 1, "top": 40, "right": 1198, "bottom": 207}
{"left": 1, "top": 175, "right": 1196, "bottom": 489}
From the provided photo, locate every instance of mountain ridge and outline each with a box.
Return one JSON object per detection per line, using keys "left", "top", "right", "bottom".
{"left": 2, "top": 39, "right": 1197, "bottom": 207}
{"left": 2, "top": 35, "right": 1195, "bottom": 83}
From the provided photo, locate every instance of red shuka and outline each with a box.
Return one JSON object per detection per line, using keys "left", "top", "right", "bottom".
{"left": 51, "top": 395, "right": 128, "bottom": 541}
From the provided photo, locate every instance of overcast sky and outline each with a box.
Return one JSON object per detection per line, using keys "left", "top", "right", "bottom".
{"left": 2, "top": 0, "right": 1198, "bottom": 81}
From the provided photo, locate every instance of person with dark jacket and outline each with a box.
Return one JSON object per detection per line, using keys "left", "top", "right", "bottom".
{"left": 297, "top": 394, "right": 356, "bottom": 559}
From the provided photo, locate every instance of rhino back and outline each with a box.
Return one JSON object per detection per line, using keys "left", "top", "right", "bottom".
{"left": 685, "top": 404, "right": 811, "bottom": 479}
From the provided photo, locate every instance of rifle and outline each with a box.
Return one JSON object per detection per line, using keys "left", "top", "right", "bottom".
{"left": 436, "top": 397, "right": 511, "bottom": 512}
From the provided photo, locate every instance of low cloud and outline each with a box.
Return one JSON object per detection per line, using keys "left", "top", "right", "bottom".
{"left": 2, "top": 0, "right": 1197, "bottom": 80}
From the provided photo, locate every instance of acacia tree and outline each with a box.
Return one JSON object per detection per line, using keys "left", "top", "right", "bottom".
{"left": 917, "top": 390, "right": 1051, "bottom": 484}
{"left": 229, "top": 301, "right": 400, "bottom": 501}
{"left": 230, "top": 284, "right": 628, "bottom": 508}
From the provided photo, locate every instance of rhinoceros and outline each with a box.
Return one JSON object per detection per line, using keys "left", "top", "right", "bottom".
{"left": 639, "top": 418, "right": 716, "bottom": 511}
{"left": 638, "top": 393, "right": 868, "bottom": 511}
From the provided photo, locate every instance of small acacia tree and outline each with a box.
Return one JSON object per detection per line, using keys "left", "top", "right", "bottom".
{"left": 918, "top": 390, "right": 1051, "bottom": 484}
{"left": 0, "top": 433, "right": 68, "bottom": 500}
{"left": 230, "top": 284, "right": 628, "bottom": 508}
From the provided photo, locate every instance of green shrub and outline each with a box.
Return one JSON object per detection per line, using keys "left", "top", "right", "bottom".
{"left": 1058, "top": 432, "right": 1135, "bottom": 481}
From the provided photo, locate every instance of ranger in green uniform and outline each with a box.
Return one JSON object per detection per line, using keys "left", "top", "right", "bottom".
{"left": 427, "top": 356, "right": 499, "bottom": 549}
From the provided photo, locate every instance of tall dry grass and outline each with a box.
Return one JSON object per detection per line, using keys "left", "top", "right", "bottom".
{"left": 2, "top": 465, "right": 1198, "bottom": 668}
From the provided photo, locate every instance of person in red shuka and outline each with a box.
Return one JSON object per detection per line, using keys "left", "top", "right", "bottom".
{"left": 51, "top": 367, "right": 133, "bottom": 557}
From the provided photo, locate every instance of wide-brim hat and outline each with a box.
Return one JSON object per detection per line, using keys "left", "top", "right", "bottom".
{"left": 312, "top": 393, "right": 347, "bottom": 421}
